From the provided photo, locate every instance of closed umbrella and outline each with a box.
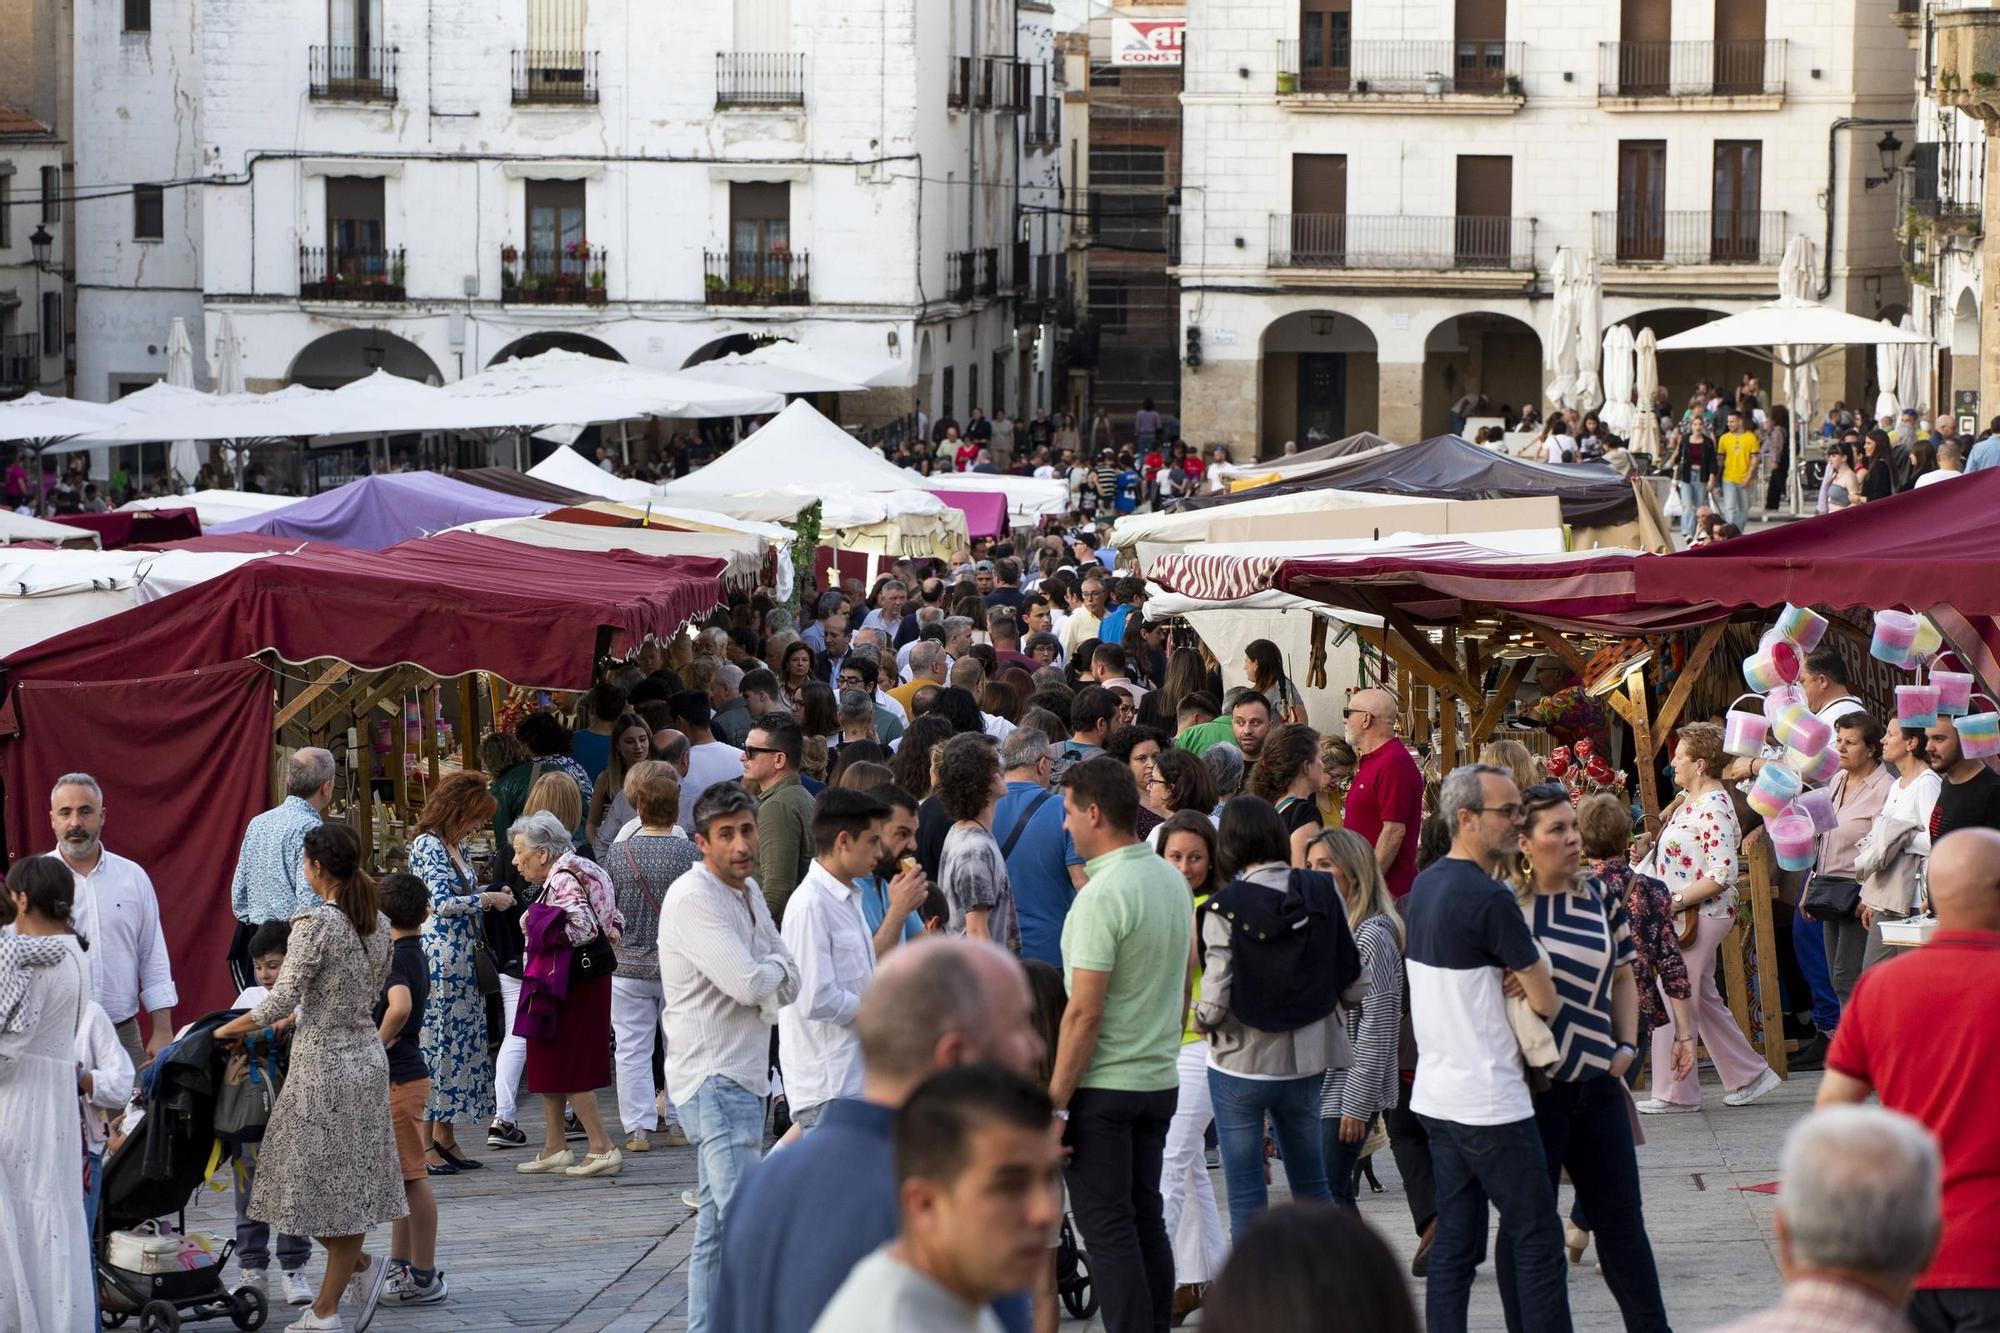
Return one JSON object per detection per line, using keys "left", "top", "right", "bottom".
{"left": 1777, "top": 236, "right": 1820, "bottom": 436}
{"left": 1546, "top": 247, "right": 1581, "bottom": 410}
{"left": 1600, "top": 324, "right": 1635, "bottom": 437}
{"left": 1875, "top": 324, "right": 1901, "bottom": 422}
{"left": 1573, "top": 252, "right": 1604, "bottom": 413}
{"left": 165, "top": 317, "right": 206, "bottom": 485}
{"left": 1630, "top": 328, "right": 1661, "bottom": 456}
{"left": 1896, "top": 313, "right": 1924, "bottom": 420}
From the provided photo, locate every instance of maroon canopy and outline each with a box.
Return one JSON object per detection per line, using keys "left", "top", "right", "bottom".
{"left": 0, "top": 535, "right": 724, "bottom": 1019}
{"left": 1634, "top": 470, "right": 2000, "bottom": 615}
{"left": 54, "top": 508, "right": 201, "bottom": 548}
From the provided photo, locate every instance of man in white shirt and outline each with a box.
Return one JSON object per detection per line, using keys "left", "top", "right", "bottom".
{"left": 671, "top": 692, "right": 746, "bottom": 832}
{"left": 779, "top": 789, "right": 890, "bottom": 1132}
{"left": 1915, "top": 439, "right": 1965, "bottom": 488}
{"left": 661, "top": 782, "right": 802, "bottom": 1333}
{"left": 947, "top": 658, "right": 1018, "bottom": 742}
{"left": 50, "top": 773, "right": 177, "bottom": 1073}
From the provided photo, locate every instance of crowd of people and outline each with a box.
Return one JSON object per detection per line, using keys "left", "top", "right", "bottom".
{"left": 4, "top": 488, "right": 2000, "bottom": 1333}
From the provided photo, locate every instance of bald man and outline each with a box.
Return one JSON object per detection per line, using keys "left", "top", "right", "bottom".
{"left": 1342, "top": 688, "right": 1426, "bottom": 897}
{"left": 1818, "top": 828, "right": 2000, "bottom": 1329}
{"left": 712, "top": 938, "right": 1043, "bottom": 1333}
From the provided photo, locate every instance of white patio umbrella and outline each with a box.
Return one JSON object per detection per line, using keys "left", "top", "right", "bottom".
{"left": 1658, "top": 296, "right": 1930, "bottom": 513}
{"left": 679, "top": 351, "right": 867, "bottom": 396}
{"left": 164, "top": 317, "right": 206, "bottom": 484}
{"left": 1874, "top": 325, "right": 1901, "bottom": 422}
{"left": 1630, "top": 328, "right": 1661, "bottom": 456}
{"left": 1777, "top": 236, "right": 1820, "bottom": 437}
{"left": 739, "top": 339, "right": 916, "bottom": 390}
{"left": 1545, "top": 248, "right": 1582, "bottom": 410}
{"left": 1573, "top": 252, "right": 1604, "bottom": 413}
{"left": 451, "top": 349, "right": 784, "bottom": 418}
{"left": 1896, "top": 313, "right": 1925, "bottom": 420}
{"left": 1600, "top": 323, "right": 1635, "bottom": 437}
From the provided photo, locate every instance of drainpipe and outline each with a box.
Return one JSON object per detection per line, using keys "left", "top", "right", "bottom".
{"left": 1822, "top": 116, "right": 1914, "bottom": 298}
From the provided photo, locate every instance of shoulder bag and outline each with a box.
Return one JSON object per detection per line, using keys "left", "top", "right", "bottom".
{"left": 561, "top": 864, "right": 619, "bottom": 987}
{"left": 449, "top": 853, "right": 503, "bottom": 998}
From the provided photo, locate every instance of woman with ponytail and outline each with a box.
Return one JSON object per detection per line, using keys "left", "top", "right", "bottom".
{"left": 216, "top": 823, "right": 407, "bottom": 1331}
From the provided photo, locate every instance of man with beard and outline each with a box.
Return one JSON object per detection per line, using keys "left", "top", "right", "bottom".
{"left": 853, "top": 785, "right": 932, "bottom": 953}
{"left": 50, "top": 773, "right": 178, "bottom": 1073}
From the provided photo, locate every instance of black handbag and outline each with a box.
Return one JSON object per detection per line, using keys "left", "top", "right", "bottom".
{"left": 449, "top": 856, "right": 505, "bottom": 997}
{"left": 568, "top": 932, "right": 617, "bottom": 988}
{"left": 1803, "top": 874, "right": 1863, "bottom": 920}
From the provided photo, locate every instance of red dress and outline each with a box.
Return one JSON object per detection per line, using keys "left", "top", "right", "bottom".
{"left": 524, "top": 854, "right": 624, "bottom": 1096}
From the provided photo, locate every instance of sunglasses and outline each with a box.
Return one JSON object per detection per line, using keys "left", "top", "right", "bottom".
{"left": 740, "top": 744, "right": 785, "bottom": 758}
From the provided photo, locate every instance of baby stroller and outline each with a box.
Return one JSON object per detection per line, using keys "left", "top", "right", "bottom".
{"left": 96, "top": 1011, "right": 268, "bottom": 1332}
{"left": 1054, "top": 1214, "right": 1097, "bottom": 1320}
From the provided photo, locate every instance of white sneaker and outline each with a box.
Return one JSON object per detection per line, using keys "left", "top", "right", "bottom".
{"left": 343, "top": 1254, "right": 388, "bottom": 1333}
{"left": 1723, "top": 1068, "right": 1784, "bottom": 1107}
{"left": 682, "top": 1188, "right": 700, "bottom": 1210}
{"left": 236, "top": 1268, "right": 268, "bottom": 1297}
{"left": 291, "top": 1309, "right": 344, "bottom": 1331}
{"left": 283, "top": 1270, "right": 316, "bottom": 1306}
{"left": 1633, "top": 1098, "right": 1700, "bottom": 1115}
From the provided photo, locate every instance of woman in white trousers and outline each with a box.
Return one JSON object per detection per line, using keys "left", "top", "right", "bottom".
{"left": 1157, "top": 813, "right": 1228, "bottom": 1316}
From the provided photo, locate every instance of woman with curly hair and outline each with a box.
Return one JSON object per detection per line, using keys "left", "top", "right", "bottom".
{"left": 1248, "top": 723, "right": 1326, "bottom": 866}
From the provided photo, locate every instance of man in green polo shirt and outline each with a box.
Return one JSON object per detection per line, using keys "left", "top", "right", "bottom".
{"left": 1176, "top": 687, "right": 1272, "bottom": 762}
{"left": 1050, "top": 755, "right": 1192, "bottom": 1333}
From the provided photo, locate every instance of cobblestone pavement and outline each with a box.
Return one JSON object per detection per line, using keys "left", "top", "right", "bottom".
{"left": 183, "top": 1066, "right": 1814, "bottom": 1330}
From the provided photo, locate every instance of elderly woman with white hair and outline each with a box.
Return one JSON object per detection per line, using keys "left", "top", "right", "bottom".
{"left": 508, "top": 810, "right": 626, "bottom": 1179}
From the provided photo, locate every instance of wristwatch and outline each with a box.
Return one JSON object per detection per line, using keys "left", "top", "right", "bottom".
{"left": 1613, "top": 1043, "right": 1637, "bottom": 1061}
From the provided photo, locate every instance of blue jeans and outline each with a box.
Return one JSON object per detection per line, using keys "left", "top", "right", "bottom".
{"left": 1721, "top": 479, "right": 1751, "bottom": 529}
{"left": 1419, "top": 1113, "right": 1571, "bottom": 1333}
{"left": 1207, "top": 1069, "right": 1329, "bottom": 1238}
{"left": 681, "top": 1075, "right": 765, "bottom": 1333}
{"left": 1501, "top": 1075, "right": 1667, "bottom": 1333}
{"left": 233, "top": 1142, "right": 310, "bottom": 1271}
{"left": 1793, "top": 900, "right": 1841, "bottom": 1035}
{"left": 1321, "top": 1115, "right": 1369, "bottom": 1208}
{"left": 1677, "top": 479, "right": 1706, "bottom": 537}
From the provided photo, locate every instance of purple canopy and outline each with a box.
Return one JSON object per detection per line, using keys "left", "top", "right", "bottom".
{"left": 210, "top": 473, "right": 555, "bottom": 548}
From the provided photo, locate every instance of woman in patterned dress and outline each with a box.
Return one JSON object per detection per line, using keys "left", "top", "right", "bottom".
{"left": 1633, "top": 722, "right": 1781, "bottom": 1114}
{"left": 215, "top": 825, "right": 407, "bottom": 1332}
{"left": 410, "top": 772, "right": 514, "bottom": 1172}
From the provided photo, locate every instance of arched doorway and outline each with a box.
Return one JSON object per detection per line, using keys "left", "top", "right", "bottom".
{"left": 1421, "top": 313, "right": 1540, "bottom": 438}
{"left": 287, "top": 329, "right": 441, "bottom": 389}
{"left": 1618, "top": 308, "right": 1767, "bottom": 418}
{"left": 680, "top": 332, "right": 778, "bottom": 368}
{"left": 486, "top": 332, "right": 624, "bottom": 366}
{"left": 1259, "top": 311, "right": 1379, "bottom": 459}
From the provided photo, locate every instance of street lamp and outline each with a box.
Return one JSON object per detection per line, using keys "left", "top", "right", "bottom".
{"left": 1864, "top": 130, "right": 1904, "bottom": 190}
{"left": 28, "top": 224, "right": 51, "bottom": 270}
{"left": 27, "top": 224, "right": 51, "bottom": 373}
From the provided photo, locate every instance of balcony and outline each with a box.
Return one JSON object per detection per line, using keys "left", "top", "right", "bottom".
{"left": 299, "top": 244, "right": 406, "bottom": 302}
{"left": 513, "top": 50, "right": 598, "bottom": 104}
{"left": 1, "top": 334, "right": 37, "bottom": 392}
{"left": 980, "top": 57, "right": 1027, "bottom": 112}
{"left": 1597, "top": 40, "right": 1785, "bottom": 104}
{"left": 1593, "top": 210, "right": 1785, "bottom": 266}
{"left": 1267, "top": 213, "right": 1536, "bottom": 273}
{"left": 716, "top": 52, "right": 806, "bottom": 108}
{"left": 948, "top": 56, "right": 973, "bottom": 110}
{"left": 1933, "top": 8, "right": 2000, "bottom": 123}
{"left": 947, "top": 250, "right": 976, "bottom": 302}
{"left": 1276, "top": 38, "right": 1525, "bottom": 113}
{"left": 501, "top": 243, "right": 608, "bottom": 305}
{"left": 703, "top": 250, "right": 810, "bottom": 306}
{"left": 309, "top": 45, "right": 397, "bottom": 101}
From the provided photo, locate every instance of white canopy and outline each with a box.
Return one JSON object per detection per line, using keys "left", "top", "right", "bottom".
{"left": 444, "top": 516, "right": 777, "bottom": 593}
{"left": 1111, "top": 486, "right": 1415, "bottom": 550}
{"left": 121, "top": 488, "right": 302, "bottom": 527}
{"left": 679, "top": 352, "right": 868, "bottom": 396}
{"left": 79, "top": 387, "right": 332, "bottom": 444}
{"left": 737, "top": 339, "right": 915, "bottom": 390}
{"left": 903, "top": 469, "right": 1070, "bottom": 525}
{"left": 526, "top": 446, "right": 662, "bottom": 502}
{"left": 449, "top": 350, "right": 784, "bottom": 419}
{"left": 0, "top": 548, "right": 268, "bottom": 657}
{"left": 0, "top": 511, "right": 101, "bottom": 548}
{"left": 0, "top": 393, "right": 132, "bottom": 446}
{"left": 1656, "top": 297, "right": 1933, "bottom": 359}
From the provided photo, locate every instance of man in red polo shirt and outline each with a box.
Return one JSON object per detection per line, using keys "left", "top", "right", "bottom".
{"left": 1341, "top": 687, "right": 1425, "bottom": 898}
{"left": 1818, "top": 826, "right": 2000, "bottom": 1332}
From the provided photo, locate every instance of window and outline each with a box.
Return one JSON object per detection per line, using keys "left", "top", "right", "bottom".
{"left": 0, "top": 175, "right": 10, "bottom": 249}
{"left": 969, "top": 363, "right": 980, "bottom": 415}
{"left": 1711, "top": 140, "right": 1763, "bottom": 261}
{"left": 41, "top": 292, "right": 61, "bottom": 359}
{"left": 329, "top": 0, "right": 382, "bottom": 49}
{"left": 1090, "top": 145, "right": 1167, "bottom": 188}
{"left": 133, "top": 184, "right": 164, "bottom": 240}
{"left": 729, "top": 181, "right": 790, "bottom": 256}
{"left": 1616, "top": 140, "right": 1666, "bottom": 261}
{"left": 1089, "top": 193, "right": 1165, "bottom": 250}
{"left": 41, "top": 166, "right": 59, "bottom": 223}
{"left": 326, "top": 176, "right": 386, "bottom": 271}
{"left": 525, "top": 178, "right": 586, "bottom": 276}
{"left": 1289, "top": 154, "right": 1347, "bottom": 265}
{"left": 941, "top": 365, "right": 955, "bottom": 420}
{"left": 124, "top": 0, "right": 150, "bottom": 32}
{"left": 1300, "top": 0, "right": 1351, "bottom": 92}
{"left": 1087, "top": 273, "right": 1130, "bottom": 330}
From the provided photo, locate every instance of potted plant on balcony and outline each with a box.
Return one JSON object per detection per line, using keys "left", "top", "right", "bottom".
{"left": 390, "top": 255, "right": 405, "bottom": 289}
{"left": 501, "top": 265, "right": 517, "bottom": 290}
{"left": 1504, "top": 73, "right": 1523, "bottom": 96}
{"left": 1276, "top": 69, "right": 1298, "bottom": 94}
{"left": 501, "top": 243, "right": 518, "bottom": 265}
{"left": 1423, "top": 70, "right": 1446, "bottom": 96}
{"left": 587, "top": 266, "right": 607, "bottom": 303}
{"left": 704, "top": 273, "right": 727, "bottom": 295}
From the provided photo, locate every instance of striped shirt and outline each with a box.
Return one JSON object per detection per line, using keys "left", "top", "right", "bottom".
{"left": 1522, "top": 875, "right": 1634, "bottom": 1082}
{"left": 659, "top": 860, "right": 802, "bottom": 1108}
{"left": 1320, "top": 913, "right": 1404, "bottom": 1121}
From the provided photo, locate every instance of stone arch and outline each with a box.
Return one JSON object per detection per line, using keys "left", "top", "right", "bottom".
{"left": 680, "top": 332, "right": 779, "bottom": 368}
{"left": 1420, "top": 311, "right": 1541, "bottom": 438}
{"left": 486, "top": 332, "right": 624, "bottom": 367}
{"left": 1952, "top": 287, "right": 1980, "bottom": 358}
{"left": 1615, "top": 307, "right": 1768, "bottom": 416}
{"left": 286, "top": 329, "right": 441, "bottom": 389}
{"left": 1255, "top": 310, "right": 1380, "bottom": 458}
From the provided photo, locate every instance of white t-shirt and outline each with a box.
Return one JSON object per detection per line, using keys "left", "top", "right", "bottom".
{"left": 1913, "top": 468, "right": 1962, "bottom": 489}
{"left": 1543, "top": 435, "right": 1578, "bottom": 464}
{"left": 1880, "top": 767, "right": 1943, "bottom": 857}
{"left": 680, "top": 740, "right": 746, "bottom": 829}
{"left": 812, "top": 1247, "right": 1006, "bottom": 1333}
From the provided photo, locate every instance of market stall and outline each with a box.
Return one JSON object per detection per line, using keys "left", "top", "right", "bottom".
{"left": 210, "top": 472, "right": 557, "bottom": 546}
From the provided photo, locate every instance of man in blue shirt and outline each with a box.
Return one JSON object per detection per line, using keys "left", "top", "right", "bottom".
{"left": 1964, "top": 418, "right": 2000, "bottom": 472}
{"left": 993, "top": 727, "right": 1086, "bottom": 967}
{"left": 854, "top": 785, "right": 928, "bottom": 951}
{"left": 711, "top": 938, "right": 1044, "bottom": 1333}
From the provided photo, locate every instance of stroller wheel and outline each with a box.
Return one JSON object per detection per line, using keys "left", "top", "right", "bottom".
{"left": 138, "top": 1300, "right": 180, "bottom": 1333}
{"left": 230, "top": 1285, "right": 269, "bottom": 1331}
{"left": 100, "top": 1313, "right": 128, "bottom": 1329}
{"left": 1060, "top": 1268, "right": 1098, "bottom": 1321}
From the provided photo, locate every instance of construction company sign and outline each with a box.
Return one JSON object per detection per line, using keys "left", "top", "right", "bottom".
{"left": 1110, "top": 15, "right": 1184, "bottom": 65}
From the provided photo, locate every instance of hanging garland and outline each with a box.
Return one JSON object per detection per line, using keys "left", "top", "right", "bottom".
{"left": 787, "top": 500, "right": 823, "bottom": 613}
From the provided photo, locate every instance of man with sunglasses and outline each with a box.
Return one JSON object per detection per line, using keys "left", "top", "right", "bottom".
{"left": 1341, "top": 687, "right": 1426, "bottom": 899}
{"left": 1405, "top": 764, "right": 1567, "bottom": 1333}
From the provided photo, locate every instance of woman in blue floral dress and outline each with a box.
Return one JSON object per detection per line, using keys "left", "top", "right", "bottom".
{"left": 410, "top": 772, "right": 515, "bottom": 1171}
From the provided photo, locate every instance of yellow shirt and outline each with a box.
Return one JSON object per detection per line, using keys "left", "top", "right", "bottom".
{"left": 1718, "top": 431, "right": 1760, "bottom": 485}
{"left": 886, "top": 677, "right": 930, "bottom": 716}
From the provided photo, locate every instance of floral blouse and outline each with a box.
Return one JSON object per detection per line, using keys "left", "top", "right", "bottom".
{"left": 1651, "top": 788, "right": 1741, "bottom": 919}
{"left": 1593, "top": 858, "right": 1692, "bottom": 1046}
{"left": 541, "top": 851, "right": 625, "bottom": 948}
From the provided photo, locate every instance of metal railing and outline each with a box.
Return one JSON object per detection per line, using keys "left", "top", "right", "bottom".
{"left": 513, "top": 50, "right": 598, "bottom": 103}
{"left": 1276, "top": 38, "right": 1524, "bottom": 94}
{"left": 1597, "top": 39, "right": 1786, "bottom": 97}
{"left": 1593, "top": 210, "right": 1785, "bottom": 265}
{"left": 976, "top": 247, "right": 999, "bottom": 297}
{"left": 501, "top": 244, "right": 608, "bottom": 303}
{"left": 0, "top": 334, "right": 37, "bottom": 389}
{"left": 703, "top": 250, "right": 810, "bottom": 306}
{"left": 715, "top": 52, "right": 805, "bottom": 107}
{"left": 298, "top": 244, "right": 405, "bottom": 300}
{"left": 980, "top": 57, "right": 1026, "bottom": 111}
{"left": 1027, "top": 94, "right": 1058, "bottom": 146}
{"left": 947, "top": 250, "right": 976, "bottom": 302}
{"left": 1267, "top": 213, "right": 1536, "bottom": 271}
{"left": 309, "top": 45, "right": 398, "bottom": 101}
{"left": 948, "top": 56, "right": 972, "bottom": 109}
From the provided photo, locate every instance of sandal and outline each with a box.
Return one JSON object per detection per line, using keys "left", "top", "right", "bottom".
{"left": 423, "top": 1150, "right": 459, "bottom": 1177}
{"left": 432, "top": 1141, "right": 484, "bottom": 1171}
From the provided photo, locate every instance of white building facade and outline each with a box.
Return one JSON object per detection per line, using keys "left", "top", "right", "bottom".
{"left": 73, "top": 0, "right": 1028, "bottom": 431}
{"left": 1178, "top": 0, "right": 1913, "bottom": 458}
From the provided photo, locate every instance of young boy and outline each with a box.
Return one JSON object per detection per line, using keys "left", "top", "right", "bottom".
{"left": 228, "top": 920, "right": 313, "bottom": 1306}
{"left": 375, "top": 872, "right": 444, "bottom": 1305}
